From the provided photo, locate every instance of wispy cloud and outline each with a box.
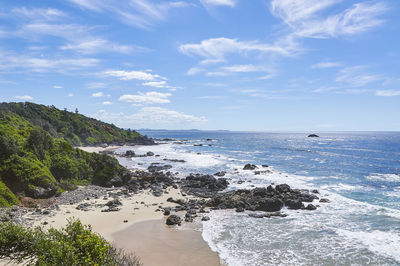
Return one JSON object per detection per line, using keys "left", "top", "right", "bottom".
{"left": 336, "top": 66, "right": 381, "bottom": 87}
{"left": 92, "top": 92, "right": 105, "bottom": 97}
{"left": 102, "top": 101, "right": 113, "bottom": 105}
{"left": 0, "top": 50, "right": 99, "bottom": 72}
{"left": 53, "top": 85, "right": 63, "bottom": 89}
{"left": 12, "top": 7, "right": 67, "bottom": 21}
{"left": 68, "top": 0, "right": 191, "bottom": 29}
{"left": 92, "top": 107, "right": 207, "bottom": 128}
{"left": 271, "top": 0, "right": 387, "bottom": 39}
{"left": 103, "top": 70, "right": 165, "bottom": 81}
{"left": 199, "top": 0, "right": 236, "bottom": 8}
{"left": 375, "top": 90, "right": 400, "bottom": 97}
{"left": 311, "top": 61, "right": 342, "bottom": 69}
{"left": 15, "top": 95, "right": 34, "bottom": 101}
{"left": 60, "top": 38, "right": 144, "bottom": 54}
{"left": 179, "top": 37, "right": 291, "bottom": 60}
{"left": 119, "top": 91, "right": 171, "bottom": 104}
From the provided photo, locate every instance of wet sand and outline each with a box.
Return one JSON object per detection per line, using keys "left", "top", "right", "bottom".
{"left": 113, "top": 219, "right": 220, "bottom": 266}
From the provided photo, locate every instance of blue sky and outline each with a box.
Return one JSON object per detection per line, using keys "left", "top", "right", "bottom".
{"left": 0, "top": 0, "right": 399, "bottom": 131}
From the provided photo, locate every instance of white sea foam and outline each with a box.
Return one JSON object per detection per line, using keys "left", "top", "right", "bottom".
{"left": 337, "top": 229, "right": 400, "bottom": 262}
{"left": 366, "top": 173, "right": 400, "bottom": 182}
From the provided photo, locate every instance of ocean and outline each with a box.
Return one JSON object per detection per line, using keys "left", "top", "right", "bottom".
{"left": 122, "top": 131, "right": 400, "bottom": 265}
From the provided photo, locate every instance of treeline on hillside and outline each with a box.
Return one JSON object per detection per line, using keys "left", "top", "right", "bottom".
{"left": 0, "top": 104, "right": 138, "bottom": 207}
{"left": 0, "top": 102, "right": 153, "bottom": 146}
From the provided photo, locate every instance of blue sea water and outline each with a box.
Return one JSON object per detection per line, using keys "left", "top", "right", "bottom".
{"left": 133, "top": 131, "right": 400, "bottom": 265}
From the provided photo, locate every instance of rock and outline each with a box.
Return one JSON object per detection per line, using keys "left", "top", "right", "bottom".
{"left": 146, "top": 151, "right": 155, "bottom": 156}
{"left": 166, "top": 215, "right": 181, "bottom": 226}
{"left": 243, "top": 164, "right": 257, "bottom": 170}
{"left": 107, "top": 176, "right": 123, "bottom": 187}
{"left": 256, "top": 198, "right": 284, "bottom": 212}
{"left": 308, "top": 134, "right": 319, "bottom": 138}
{"left": 106, "top": 199, "right": 122, "bottom": 207}
{"left": 305, "top": 204, "right": 317, "bottom": 210}
{"left": 180, "top": 174, "right": 229, "bottom": 198}
{"left": 248, "top": 213, "right": 267, "bottom": 219}
{"left": 42, "top": 210, "right": 50, "bottom": 215}
{"left": 312, "top": 189, "right": 319, "bottom": 194}
{"left": 125, "top": 150, "right": 136, "bottom": 157}
{"left": 236, "top": 207, "right": 245, "bottom": 212}
{"left": 147, "top": 164, "right": 173, "bottom": 172}
{"left": 123, "top": 220, "right": 128, "bottom": 223}
{"left": 214, "top": 171, "right": 226, "bottom": 177}
{"left": 164, "top": 209, "right": 171, "bottom": 215}
{"left": 275, "top": 184, "right": 291, "bottom": 193}
{"left": 194, "top": 144, "right": 203, "bottom": 146}
{"left": 285, "top": 199, "right": 304, "bottom": 210}
{"left": 262, "top": 164, "right": 269, "bottom": 168}
{"left": 319, "top": 198, "right": 330, "bottom": 203}
{"left": 201, "top": 216, "right": 210, "bottom": 221}
{"left": 29, "top": 186, "right": 57, "bottom": 199}
{"left": 76, "top": 203, "right": 91, "bottom": 211}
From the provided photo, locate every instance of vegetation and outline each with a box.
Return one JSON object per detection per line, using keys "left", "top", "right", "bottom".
{"left": 0, "top": 219, "right": 142, "bottom": 266}
{"left": 0, "top": 102, "right": 141, "bottom": 146}
{"left": 0, "top": 102, "right": 137, "bottom": 206}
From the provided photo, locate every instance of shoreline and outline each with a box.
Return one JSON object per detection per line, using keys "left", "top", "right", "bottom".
{"left": 1, "top": 144, "right": 221, "bottom": 266}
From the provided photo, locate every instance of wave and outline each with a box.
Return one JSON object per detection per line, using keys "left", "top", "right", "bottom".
{"left": 366, "top": 173, "right": 400, "bottom": 183}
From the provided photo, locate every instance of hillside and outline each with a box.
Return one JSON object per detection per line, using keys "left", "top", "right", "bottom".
{"left": 0, "top": 102, "right": 153, "bottom": 146}
{"left": 0, "top": 102, "right": 150, "bottom": 207}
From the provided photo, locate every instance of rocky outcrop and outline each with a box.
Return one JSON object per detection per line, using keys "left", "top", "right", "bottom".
{"left": 243, "top": 164, "right": 257, "bottom": 170}
{"left": 180, "top": 174, "right": 229, "bottom": 198}
{"left": 308, "top": 134, "right": 319, "bottom": 138}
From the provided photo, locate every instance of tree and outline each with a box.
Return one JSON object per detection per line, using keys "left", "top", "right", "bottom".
{"left": 75, "top": 108, "right": 79, "bottom": 114}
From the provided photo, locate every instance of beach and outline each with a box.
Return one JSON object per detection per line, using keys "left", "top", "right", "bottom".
{"left": 0, "top": 145, "right": 221, "bottom": 266}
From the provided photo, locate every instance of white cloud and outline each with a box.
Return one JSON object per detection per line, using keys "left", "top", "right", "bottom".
{"left": 142, "top": 81, "right": 180, "bottom": 89}
{"left": 336, "top": 66, "right": 381, "bottom": 87}
{"left": 119, "top": 91, "right": 171, "bottom": 104}
{"left": 68, "top": 0, "right": 191, "bottom": 29}
{"left": 86, "top": 82, "right": 107, "bottom": 89}
{"left": 0, "top": 50, "right": 99, "bottom": 72}
{"left": 179, "top": 37, "right": 291, "bottom": 60}
{"left": 271, "top": 0, "right": 387, "bottom": 39}
{"left": 103, "top": 70, "right": 165, "bottom": 81}
{"left": 53, "top": 85, "right": 63, "bottom": 89}
{"left": 199, "top": 0, "right": 236, "bottom": 7}
{"left": 187, "top": 67, "right": 205, "bottom": 76}
{"left": 15, "top": 95, "right": 34, "bottom": 101}
{"left": 220, "top": 64, "right": 266, "bottom": 73}
{"left": 92, "top": 92, "right": 104, "bottom": 97}
{"left": 60, "top": 38, "right": 137, "bottom": 54}
{"left": 92, "top": 107, "right": 207, "bottom": 129}
{"left": 67, "top": 93, "right": 74, "bottom": 97}
{"left": 311, "top": 61, "right": 342, "bottom": 69}
{"left": 375, "top": 90, "right": 400, "bottom": 97}
{"left": 102, "top": 101, "right": 113, "bottom": 105}
{"left": 12, "top": 7, "right": 67, "bottom": 21}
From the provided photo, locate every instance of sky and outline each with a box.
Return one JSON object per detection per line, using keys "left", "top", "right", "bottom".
{"left": 0, "top": 0, "right": 399, "bottom": 131}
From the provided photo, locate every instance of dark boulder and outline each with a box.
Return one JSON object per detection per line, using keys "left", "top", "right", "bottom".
{"left": 214, "top": 171, "right": 226, "bottom": 177}
{"left": 107, "top": 176, "right": 123, "bottom": 187}
{"left": 308, "top": 134, "right": 319, "bottom": 138}
{"left": 243, "top": 164, "right": 257, "bottom": 170}
{"left": 201, "top": 216, "right": 210, "bottom": 221}
{"left": 305, "top": 204, "right": 317, "bottom": 210}
{"left": 256, "top": 198, "right": 283, "bottom": 212}
{"left": 319, "top": 198, "right": 330, "bottom": 203}
{"left": 275, "top": 184, "right": 291, "bottom": 193}
{"left": 146, "top": 151, "right": 155, "bottom": 156}
{"left": 285, "top": 199, "right": 304, "bottom": 210}
{"left": 125, "top": 150, "right": 135, "bottom": 157}
{"left": 166, "top": 215, "right": 181, "bottom": 226}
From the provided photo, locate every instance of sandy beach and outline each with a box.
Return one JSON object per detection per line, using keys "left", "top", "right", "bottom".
{"left": 1, "top": 145, "right": 221, "bottom": 266}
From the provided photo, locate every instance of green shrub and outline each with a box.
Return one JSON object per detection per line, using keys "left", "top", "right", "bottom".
{"left": 0, "top": 153, "right": 56, "bottom": 194}
{"left": 0, "top": 181, "right": 18, "bottom": 207}
{"left": 0, "top": 219, "right": 142, "bottom": 266}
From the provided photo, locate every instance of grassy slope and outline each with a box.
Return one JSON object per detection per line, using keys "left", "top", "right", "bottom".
{"left": 0, "top": 103, "right": 137, "bottom": 206}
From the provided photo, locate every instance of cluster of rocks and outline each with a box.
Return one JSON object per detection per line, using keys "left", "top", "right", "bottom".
{"left": 121, "top": 150, "right": 155, "bottom": 158}
{"left": 55, "top": 185, "right": 111, "bottom": 205}
{"left": 124, "top": 169, "right": 178, "bottom": 197}
{"left": 205, "top": 184, "right": 322, "bottom": 212}
{"left": 164, "top": 182, "right": 329, "bottom": 225}
{"left": 180, "top": 174, "right": 229, "bottom": 198}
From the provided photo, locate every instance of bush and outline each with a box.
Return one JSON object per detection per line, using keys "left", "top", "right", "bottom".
{"left": 0, "top": 180, "right": 18, "bottom": 207}
{"left": 0, "top": 219, "right": 142, "bottom": 266}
